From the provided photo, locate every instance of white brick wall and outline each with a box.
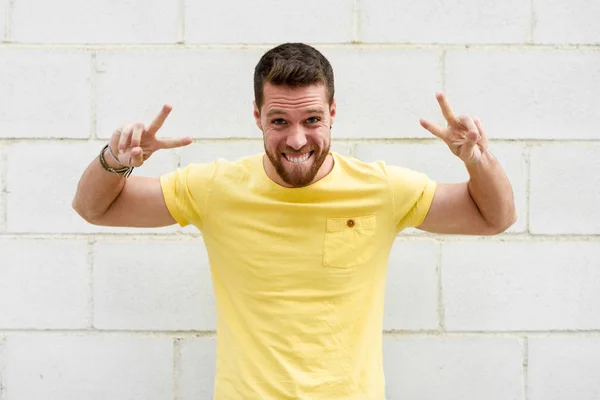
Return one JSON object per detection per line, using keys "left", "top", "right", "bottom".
{"left": 384, "top": 241, "right": 440, "bottom": 331}
{"left": 442, "top": 241, "right": 600, "bottom": 331}
{"left": 529, "top": 337, "right": 600, "bottom": 400}
{"left": 5, "top": 335, "right": 173, "bottom": 399}
{"left": 185, "top": 0, "right": 354, "bottom": 44}
{"left": 0, "top": 49, "right": 90, "bottom": 138}
{"left": 533, "top": 0, "right": 600, "bottom": 44}
{"left": 176, "top": 337, "right": 217, "bottom": 400}
{"left": 360, "top": 0, "right": 530, "bottom": 44}
{"left": 93, "top": 240, "right": 215, "bottom": 331}
{"left": 530, "top": 143, "right": 600, "bottom": 234}
{"left": 445, "top": 50, "right": 600, "bottom": 140}
{"left": 0, "top": 239, "right": 90, "bottom": 329}
{"left": 325, "top": 48, "right": 443, "bottom": 138}
{"left": 1, "top": 0, "right": 599, "bottom": 398}
{"left": 383, "top": 336, "right": 523, "bottom": 399}
{"left": 12, "top": 0, "right": 179, "bottom": 43}
{"left": 5, "top": 141, "right": 178, "bottom": 233}
{"left": 95, "top": 49, "right": 263, "bottom": 139}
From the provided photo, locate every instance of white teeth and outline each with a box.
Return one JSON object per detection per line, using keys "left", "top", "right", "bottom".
{"left": 285, "top": 153, "right": 310, "bottom": 163}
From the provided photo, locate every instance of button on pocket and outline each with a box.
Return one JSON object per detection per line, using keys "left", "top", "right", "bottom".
{"left": 323, "top": 215, "right": 376, "bottom": 268}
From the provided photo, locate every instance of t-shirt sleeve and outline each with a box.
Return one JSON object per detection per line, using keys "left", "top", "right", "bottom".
{"left": 159, "top": 162, "right": 217, "bottom": 229}
{"left": 386, "top": 164, "right": 437, "bottom": 231}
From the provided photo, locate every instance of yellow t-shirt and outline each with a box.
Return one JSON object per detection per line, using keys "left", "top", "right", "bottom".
{"left": 160, "top": 152, "right": 436, "bottom": 399}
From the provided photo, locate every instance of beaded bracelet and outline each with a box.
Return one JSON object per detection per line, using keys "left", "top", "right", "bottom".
{"left": 106, "top": 142, "right": 124, "bottom": 166}
{"left": 98, "top": 144, "right": 134, "bottom": 177}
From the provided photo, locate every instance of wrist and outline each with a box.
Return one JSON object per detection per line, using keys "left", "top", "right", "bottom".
{"left": 465, "top": 149, "right": 494, "bottom": 172}
{"left": 104, "top": 144, "right": 126, "bottom": 168}
{"left": 98, "top": 144, "right": 134, "bottom": 177}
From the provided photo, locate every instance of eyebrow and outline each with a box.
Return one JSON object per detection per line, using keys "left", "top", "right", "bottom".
{"left": 266, "top": 108, "right": 325, "bottom": 118}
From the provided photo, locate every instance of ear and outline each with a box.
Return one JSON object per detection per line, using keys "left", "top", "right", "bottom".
{"left": 253, "top": 101, "right": 262, "bottom": 130}
{"left": 329, "top": 99, "right": 337, "bottom": 127}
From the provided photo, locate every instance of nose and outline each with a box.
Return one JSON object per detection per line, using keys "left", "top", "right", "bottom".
{"left": 286, "top": 126, "right": 308, "bottom": 150}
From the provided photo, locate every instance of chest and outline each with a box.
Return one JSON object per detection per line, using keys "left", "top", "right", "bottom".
{"left": 202, "top": 190, "right": 395, "bottom": 293}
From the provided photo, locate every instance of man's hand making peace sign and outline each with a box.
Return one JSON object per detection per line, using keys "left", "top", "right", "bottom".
{"left": 415, "top": 92, "right": 517, "bottom": 235}
{"left": 111, "top": 105, "right": 193, "bottom": 168}
{"left": 419, "top": 92, "right": 488, "bottom": 164}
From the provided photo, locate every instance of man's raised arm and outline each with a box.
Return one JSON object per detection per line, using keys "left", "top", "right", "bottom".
{"left": 416, "top": 92, "right": 517, "bottom": 235}
{"left": 72, "top": 105, "right": 192, "bottom": 227}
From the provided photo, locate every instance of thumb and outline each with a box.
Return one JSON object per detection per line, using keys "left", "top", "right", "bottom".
{"left": 157, "top": 136, "right": 194, "bottom": 150}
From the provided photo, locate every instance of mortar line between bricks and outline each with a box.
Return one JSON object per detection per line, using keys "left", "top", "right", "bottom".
{"left": 351, "top": 0, "right": 360, "bottom": 43}
{"left": 177, "top": 0, "right": 185, "bottom": 44}
{"left": 0, "top": 233, "right": 202, "bottom": 240}
{"left": 2, "top": 0, "right": 8, "bottom": 42}
{"left": 440, "top": 50, "right": 446, "bottom": 93}
{"left": 0, "top": 329, "right": 217, "bottom": 337}
{"left": 90, "top": 52, "right": 98, "bottom": 139}
{"left": 525, "top": 145, "right": 532, "bottom": 233}
{"left": 348, "top": 142, "right": 356, "bottom": 157}
{"left": 0, "top": 43, "right": 599, "bottom": 50}
{"left": 173, "top": 338, "right": 181, "bottom": 400}
{"left": 436, "top": 243, "right": 445, "bottom": 332}
{"left": 383, "top": 330, "right": 600, "bottom": 337}
{"left": 528, "top": 0, "right": 536, "bottom": 44}
{"left": 4, "top": 0, "right": 13, "bottom": 43}
{"left": 2, "top": 138, "right": 600, "bottom": 145}
{"left": 522, "top": 337, "right": 529, "bottom": 400}
{"left": 0, "top": 145, "right": 7, "bottom": 231}
{"left": 3, "top": 329, "right": 600, "bottom": 336}
{"left": 87, "top": 238, "right": 95, "bottom": 329}
{"left": 0, "top": 138, "right": 268, "bottom": 144}
{"left": 0, "top": 335, "right": 6, "bottom": 400}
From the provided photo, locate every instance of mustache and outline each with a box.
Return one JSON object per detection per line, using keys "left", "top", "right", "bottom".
{"left": 279, "top": 146, "right": 316, "bottom": 154}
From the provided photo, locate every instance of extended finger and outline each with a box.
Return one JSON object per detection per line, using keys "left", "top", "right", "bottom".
{"left": 436, "top": 92, "right": 458, "bottom": 125}
{"left": 118, "top": 123, "right": 134, "bottom": 153}
{"left": 419, "top": 118, "right": 446, "bottom": 139}
{"left": 131, "top": 123, "right": 145, "bottom": 148}
{"left": 147, "top": 104, "right": 173, "bottom": 136}
{"left": 157, "top": 136, "right": 193, "bottom": 150}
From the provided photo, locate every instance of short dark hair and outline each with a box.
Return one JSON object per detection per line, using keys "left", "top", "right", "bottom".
{"left": 253, "top": 43, "right": 335, "bottom": 110}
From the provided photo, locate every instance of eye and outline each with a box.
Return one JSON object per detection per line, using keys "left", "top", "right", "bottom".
{"left": 306, "top": 117, "right": 321, "bottom": 124}
{"left": 272, "top": 118, "right": 286, "bottom": 125}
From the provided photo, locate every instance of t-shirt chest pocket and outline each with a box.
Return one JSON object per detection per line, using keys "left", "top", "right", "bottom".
{"left": 323, "top": 215, "right": 377, "bottom": 268}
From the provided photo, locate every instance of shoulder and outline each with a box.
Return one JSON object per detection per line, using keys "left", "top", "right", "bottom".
{"left": 333, "top": 153, "right": 387, "bottom": 177}
{"left": 182, "top": 154, "right": 262, "bottom": 182}
{"left": 182, "top": 153, "right": 263, "bottom": 178}
{"left": 333, "top": 153, "right": 427, "bottom": 183}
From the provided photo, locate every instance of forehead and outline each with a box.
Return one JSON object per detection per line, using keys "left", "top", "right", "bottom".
{"left": 262, "top": 82, "right": 328, "bottom": 112}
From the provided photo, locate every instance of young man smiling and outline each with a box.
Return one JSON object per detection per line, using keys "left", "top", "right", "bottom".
{"left": 73, "top": 43, "right": 516, "bottom": 399}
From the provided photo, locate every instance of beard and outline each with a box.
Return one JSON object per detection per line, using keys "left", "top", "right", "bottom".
{"left": 265, "top": 142, "right": 330, "bottom": 188}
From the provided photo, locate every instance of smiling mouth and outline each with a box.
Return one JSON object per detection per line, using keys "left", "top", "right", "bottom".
{"left": 283, "top": 151, "right": 314, "bottom": 164}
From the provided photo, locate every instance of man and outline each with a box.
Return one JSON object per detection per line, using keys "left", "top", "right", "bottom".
{"left": 73, "top": 43, "right": 516, "bottom": 399}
